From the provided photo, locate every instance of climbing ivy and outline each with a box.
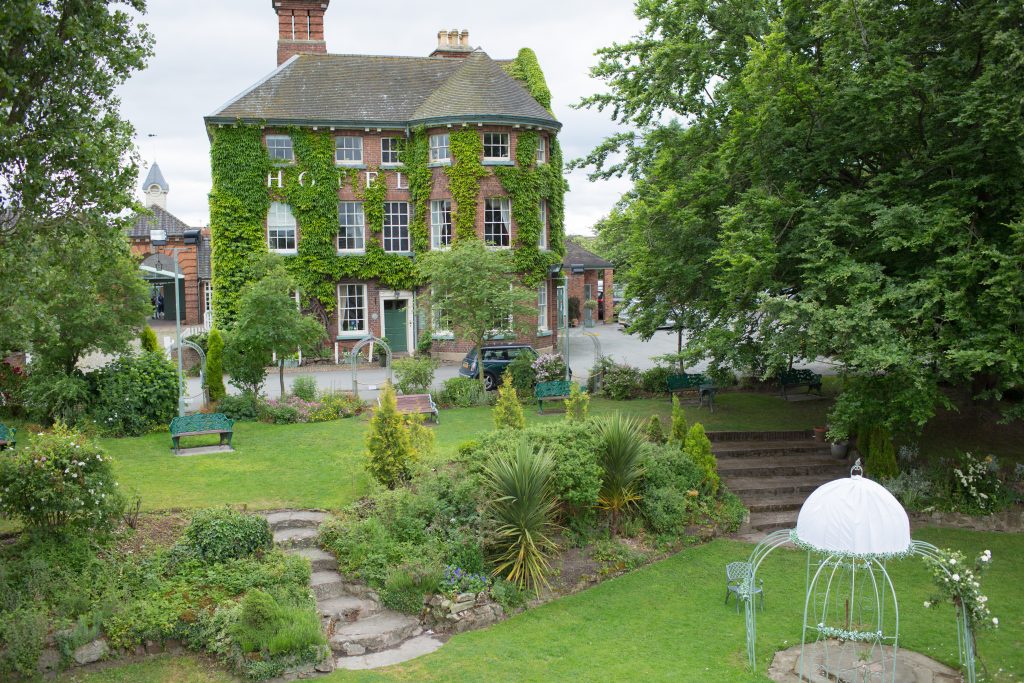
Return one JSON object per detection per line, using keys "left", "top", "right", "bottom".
{"left": 402, "top": 128, "right": 432, "bottom": 254}
{"left": 208, "top": 125, "right": 271, "bottom": 326}
{"left": 445, "top": 129, "right": 488, "bottom": 241}
{"left": 501, "top": 48, "right": 553, "bottom": 113}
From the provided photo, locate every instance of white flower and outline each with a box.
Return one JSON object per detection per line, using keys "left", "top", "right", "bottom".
{"left": 923, "top": 601, "right": 931, "bottom": 608}
{"left": 952, "top": 573, "right": 960, "bottom": 582}
{"left": 949, "top": 558, "right": 957, "bottom": 565}
{"left": 992, "top": 618, "right": 998, "bottom": 626}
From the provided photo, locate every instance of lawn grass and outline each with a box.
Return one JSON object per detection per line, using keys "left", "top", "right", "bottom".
{"left": 69, "top": 527, "right": 1023, "bottom": 683}
{"left": 92, "top": 393, "right": 832, "bottom": 513}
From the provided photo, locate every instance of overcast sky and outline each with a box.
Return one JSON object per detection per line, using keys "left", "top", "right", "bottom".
{"left": 118, "top": 0, "right": 642, "bottom": 234}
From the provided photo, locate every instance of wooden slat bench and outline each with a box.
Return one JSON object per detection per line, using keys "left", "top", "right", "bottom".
{"left": 667, "top": 373, "right": 717, "bottom": 411}
{"left": 389, "top": 393, "right": 440, "bottom": 424}
{"left": 170, "top": 413, "right": 234, "bottom": 455}
{"left": 0, "top": 423, "right": 15, "bottom": 450}
{"left": 777, "top": 369, "right": 823, "bottom": 399}
{"left": 535, "top": 380, "right": 574, "bottom": 414}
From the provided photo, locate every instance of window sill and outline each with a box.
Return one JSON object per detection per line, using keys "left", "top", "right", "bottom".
{"left": 427, "top": 160, "right": 451, "bottom": 168}
{"left": 430, "top": 245, "right": 451, "bottom": 252}
{"left": 537, "top": 330, "right": 553, "bottom": 337}
{"left": 337, "top": 250, "right": 366, "bottom": 256}
{"left": 380, "top": 163, "right": 403, "bottom": 170}
{"left": 485, "top": 245, "right": 511, "bottom": 251}
{"left": 336, "top": 162, "right": 367, "bottom": 169}
{"left": 336, "top": 333, "right": 369, "bottom": 340}
{"left": 482, "top": 159, "right": 514, "bottom": 166}
{"left": 383, "top": 251, "right": 414, "bottom": 257}
{"left": 270, "top": 160, "right": 295, "bottom": 167}
{"left": 270, "top": 249, "right": 298, "bottom": 255}
{"left": 485, "top": 333, "right": 515, "bottom": 340}
{"left": 431, "top": 333, "right": 455, "bottom": 340}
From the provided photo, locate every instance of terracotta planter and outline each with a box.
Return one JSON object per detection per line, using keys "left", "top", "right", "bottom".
{"left": 813, "top": 426, "right": 827, "bottom": 443}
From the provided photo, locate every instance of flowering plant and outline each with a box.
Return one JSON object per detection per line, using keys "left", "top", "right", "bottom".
{"left": 0, "top": 423, "right": 124, "bottom": 532}
{"left": 948, "top": 452, "right": 1003, "bottom": 514}
{"left": 439, "top": 565, "right": 490, "bottom": 597}
{"left": 816, "top": 625, "right": 883, "bottom": 643}
{"left": 532, "top": 354, "right": 566, "bottom": 383}
{"left": 923, "top": 548, "right": 998, "bottom": 632}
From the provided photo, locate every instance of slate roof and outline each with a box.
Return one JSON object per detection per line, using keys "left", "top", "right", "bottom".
{"left": 142, "top": 163, "right": 169, "bottom": 192}
{"left": 563, "top": 241, "right": 614, "bottom": 270}
{"left": 129, "top": 206, "right": 192, "bottom": 239}
{"left": 207, "top": 51, "right": 559, "bottom": 129}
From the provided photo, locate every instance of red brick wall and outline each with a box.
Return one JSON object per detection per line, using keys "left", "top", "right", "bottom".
{"left": 274, "top": 0, "right": 329, "bottom": 64}
{"left": 129, "top": 238, "right": 202, "bottom": 325}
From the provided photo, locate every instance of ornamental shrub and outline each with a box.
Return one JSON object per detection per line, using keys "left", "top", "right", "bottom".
{"left": 564, "top": 382, "right": 589, "bottom": 422}
{"left": 0, "top": 423, "right": 124, "bottom": 533}
{"left": 669, "top": 395, "right": 688, "bottom": 444}
{"left": 393, "top": 356, "right": 439, "bottom": 395}
{"left": 683, "top": 422, "right": 719, "bottom": 496}
{"left": 641, "top": 443, "right": 704, "bottom": 535}
{"left": 176, "top": 508, "right": 273, "bottom": 563}
{"left": 140, "top": 325, "right": 160, "bottom": 353}
{"left": 644, "top": 415, "right": 666, "bottom": 444}
{"left": 89, "top": 352, "right": 179, "bottom": 436}
{"left": 493, "top": 374, "right": 526, "bottom": 430}
{"left": 290, "top": 375, "right": 318, "bottom": 401}
{"left": 22, "top": 366, "right": 92, "bottom": 425}
{"left": 866, "top": 425, "right": 898, "bottom": 480}
{"left": 435, "top": 376, "right": 485, "bottom": 408}
{"left": 218, "top": 393, "right": 260, "bottom": 421}
{"left": 205, "top": 327, "right": 227, "bottom": 403}
{"left": 600, "top": 361, "right": 642, "bottom": 400}
{"left": 532, "top": 353, "right": 566, "bottom": 383}
{"left": 0, "top": 606, "right": 48, "bottom": 677}
{"left": 640, "top": 365, "right": 674, "bottom": 395}
{"left": 380, "top": 563, "right": 443, "bottom": 614}
{"left": 366, "top": 384, "right": 418, "bottom": 489}
{"left": 309, "top": 391, "right": 364, "bottom": 421}
{"left": 505, "top": 352, "right": 537, "bottom": 397}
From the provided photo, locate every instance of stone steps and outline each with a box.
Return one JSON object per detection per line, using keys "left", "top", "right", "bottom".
{"left": 273, "top": 526, "right": 320, "bottom": 549}
{"left": 329, "top": 611, "right": 423, "bottom": 656}
{"left": 717, "top": 455, "right": 847, "bottom": 478}
{"left": 318, "top": 595, "right": 379, "bottom": 622}
{"left": 335, "top": 635, "right": 445, "bottom": 671}
{"left": 723, "top": 474, "right": 834, "bottom": 497}
{"left": 287, "top": 547, "right": 338, "bottom": 572}
{"left": 713, "top": 441, "right": 832, "bottom": 459}
{"left": 744, "top": 493, "right": 809, "bottom": 514}
{"left": 265, "top": 510, "right": 330, "bottom": 531}
{"left": 708, "top": 429, "right": 813, "bottom": 443}
{"left": 747, "top": 509, "right": 800, "bottom": 533}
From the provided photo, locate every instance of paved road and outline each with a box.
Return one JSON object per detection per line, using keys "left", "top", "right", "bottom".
{"left": 178, "top": 322, "right": 837, "bottom": 411}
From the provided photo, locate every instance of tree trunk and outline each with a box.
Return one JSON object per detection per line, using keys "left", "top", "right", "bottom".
{"left": 279, "top": 359, "right": 285, "bottom": 397}
{"left": 677, "top": 328, "right": 683, "bottom": 353}
{"left": 476, "top": 341, "right": 486, "bottom": 391}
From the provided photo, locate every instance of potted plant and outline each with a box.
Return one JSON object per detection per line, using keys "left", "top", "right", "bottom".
{"left": 583, "top": 299, "right": 598, "bottom": 328}
{"left": 813, "top": 425, "right": 827, "bottom": 443}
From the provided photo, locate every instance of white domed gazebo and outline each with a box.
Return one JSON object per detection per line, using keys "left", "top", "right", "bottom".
{"left": 741, "top": 461, "right": 977, "bottom": 682}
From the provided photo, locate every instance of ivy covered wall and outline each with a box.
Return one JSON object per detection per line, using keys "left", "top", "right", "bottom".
{"left": 208, "top": 47, "right": 566, "bottom": 328}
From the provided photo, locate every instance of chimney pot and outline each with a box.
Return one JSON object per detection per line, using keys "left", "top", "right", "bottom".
{"left": 460, "top": 30, "right": 469, "bottom": 47}
{"left": 448, "top": 29, "right": 459, "bottom": 45}
{"left": 273, "top": 0, "right": 331, "bottom": 66}
{"left": 437, "top": 30, "right": 447, "bottom": 47}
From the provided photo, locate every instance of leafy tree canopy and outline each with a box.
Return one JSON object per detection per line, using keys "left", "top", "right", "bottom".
{"left": 577, "top": 0, "right": 1024, "bottom": 434}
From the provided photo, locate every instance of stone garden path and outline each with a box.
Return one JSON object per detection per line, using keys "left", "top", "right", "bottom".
{"left": 263, "top": 511, "right": 444, "bottom": 672}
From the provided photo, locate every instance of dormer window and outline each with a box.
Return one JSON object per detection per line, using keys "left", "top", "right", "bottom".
{"left": 266, "top": 135, "right": 294, "bottom": 163}
{"left": 483, "top": 133, "right": 510, "bottom": 160}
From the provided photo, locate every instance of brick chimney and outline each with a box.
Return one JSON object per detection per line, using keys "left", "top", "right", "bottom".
{"left": 272, "top": 0, "right": 330, "bottom": 66}
{"left": 429, "top": 28, "right": 473, "bottom": 58}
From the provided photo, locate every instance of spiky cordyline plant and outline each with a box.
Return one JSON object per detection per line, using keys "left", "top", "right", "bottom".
{"left": 598, "top": 414, "right": 647, "bottom": 536}
{"left": 483, "top": 437, "right": 559, "bottom": 593}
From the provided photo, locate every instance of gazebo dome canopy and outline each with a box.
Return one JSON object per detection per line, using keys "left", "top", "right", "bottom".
{"left": 794, "top": 473, "right": 911, "bottom": 556}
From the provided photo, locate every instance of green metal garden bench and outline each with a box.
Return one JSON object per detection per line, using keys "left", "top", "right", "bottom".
{"left": 169, "top": 413, "right": 234, "bottom": 455}
{"left": 0, "top": 423, "right": 15, "bottom": 450}
{"left": 777, "top": 369, "right": 823, "bottom": 399}
{"left": 666, "top": 373, "right": 717, "bottom": 411}
{"left": 535, "top": 380, "right": 574, "bottom": 414}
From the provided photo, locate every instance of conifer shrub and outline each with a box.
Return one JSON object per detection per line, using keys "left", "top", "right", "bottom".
{"left": 140, "top": 324, "right": 160, "bottom": 353}
{"left": 493, "top": 374, "right": 526, "bottom": 430}
{"left": 867, "top": 425, "right": 899, "bottom": 480}
{"left": 669, "top": 395, "right": 688, "bottom": 444}
{"left": 644, "top": 415, "right": 666, "bottom": 444}
{"left": 564, "top": 383, "right": 589, "bottom": 422}
{"left": 366, "top": 383, "right": 418, "bottom": 488}
{"left": 205, "top": 327, "right": 227, "bottom": 403}
{"left": 683, "top": 422, "right": 719, "bottom": 496}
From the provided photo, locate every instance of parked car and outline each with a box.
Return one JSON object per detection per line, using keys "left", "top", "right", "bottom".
{"left": 617, "top": 300, "right": 676, "bottom": 330}
{"left": 459, "top": 344, "right": 570, "bottom": 391}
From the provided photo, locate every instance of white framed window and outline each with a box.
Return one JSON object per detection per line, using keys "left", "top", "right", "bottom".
{"left": 430, "top": 199, "right": 452, "bottom": 250}
{"left": 429, "top": 133, "right": 450, "bottom": 162}
{"left": 267, "top": 201, "right": 297, "bottom": 252}
{"left": 383, "top": 201, "right": 410, "bottom": 252}
{"left": 430, "top": 288, "right": 452, "bottom": 336}
{"left": 338, "top": 284, "right": 367, "bottom": 334}
{"left": 337, "top": 201, "right": 365, "bottom": 252}
{"left": 335, "top": 136, "right": 363, "bottom": 164}
{"left": 266, "top": 135, "right": 294, "bottom": 163}
{"left": 538, "top": 200, "right": 548, "bottom": 249}
{"left": 536, "top": 136, "right": 547, "bottom": 164}
{"left": 381, "top": 137, "right": 401, "bottom": 165}
{"left": 538, "top": 283, "right": 549, "bottom": 332}
{"left": 484, "top": 197, "right": 511, "bottom": 247}
{"left": 204, "top": 281, "right": 213, "bottom": 316}
{"left": 483, "top": 132, "right": 510, "bottom": 160}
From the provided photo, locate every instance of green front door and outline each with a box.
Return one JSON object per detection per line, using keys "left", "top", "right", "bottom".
{"left": 383, "top": 300, "right": 408, "bottom": 353}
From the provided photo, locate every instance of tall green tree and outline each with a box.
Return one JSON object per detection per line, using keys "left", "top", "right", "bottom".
{"left": 417, "top": 239, "right": 537, "bottom": 389}
{"left": 578, "top": 0, "right": 1024, "bottom": 434}
{"left": 0, "top": 0, "right": 153, "bottom": 353}
{"left": 205, "top": 327, "right": 227, "bottom": 403}
{"left": 229, "top": 260, "right": 325, "bottom": 397}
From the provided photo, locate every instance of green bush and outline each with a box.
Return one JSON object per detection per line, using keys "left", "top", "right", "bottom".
{"left": 259, "top": 401, "right": 300, "bottom": 424}
{"left": 0, "top": 423, "right": 124, "bottom": 533}
{"left": 600, "top": 361, "right": 643, "bottom": 400}
{"left": 641, "top": 444, "right": 705, "bottom": 535}
{"left": 592, "top": 538, "right": 647, "bottom": 574}
{"left": 0, "top": 606, "right": 48, "bottom": 677}
{"left": 176, "top": 508, "right": 272, "bottom": 564}
{"left": 505, "top": 352, "right": 537, "bottom": 396}
{"left": 140, "top": 325, "right": 160, "bottom": 353}
{"left": 597, "top": 415, "right": 647, "bottom": 535}
{"left": 683, "top": 422, "right": 719, "bottom": 496}
{"left": 489, "top": 578, "right": 526, "bottom": 612}
{"left": 564, "top": 383, "right": 589, "bottom": 422}
{"left": 640, "top": 365, "right": 673, "bottom": 395}
{"left": 290, "top": 375, "right": 318, "bottom": 401}
{"left": 866, "top": 425, "right": 899, "bottom": 480}
{"left": 380, "top": 564, "right": 442, "bottom": 614}
{"left": 435, "top": 376, "right": 485, "bottom": 408}
{"left": 416, "top": 333, "right": 433, "bottom": 356}
{"left": 308, "top": 391, "right": 364, "bottom": 421}
{"left": 218, "top": 393, "right": 260, "bottom": 421}
{"left": 232, "top": 589, "right": 325, "bottom": 658}
{"left": 393, "top": 356, "right": 439, "bottom": 395}
{"left": 493, "top": 373, "right": 525, "bottom": 430}
{"left": 644, "top": 415, "right": 666, "bottom": 444}
{"left": 89, "top": 352, "right": 179, "bottom": 436}
{"left": 206, "top": 327, "right": 227, "bottom": 403}
{"left": 366, "top": 384, "right": 418, "bottom": 489}
{"left": 669, "top": 396, "right": 688, "bottom": 444}
{"left": 22, "top": 366, "right": 92, "bottom": 425}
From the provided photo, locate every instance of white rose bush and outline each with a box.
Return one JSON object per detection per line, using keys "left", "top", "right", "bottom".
{"left": 924, "top": 548, "right": 998, "bottom": 633}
